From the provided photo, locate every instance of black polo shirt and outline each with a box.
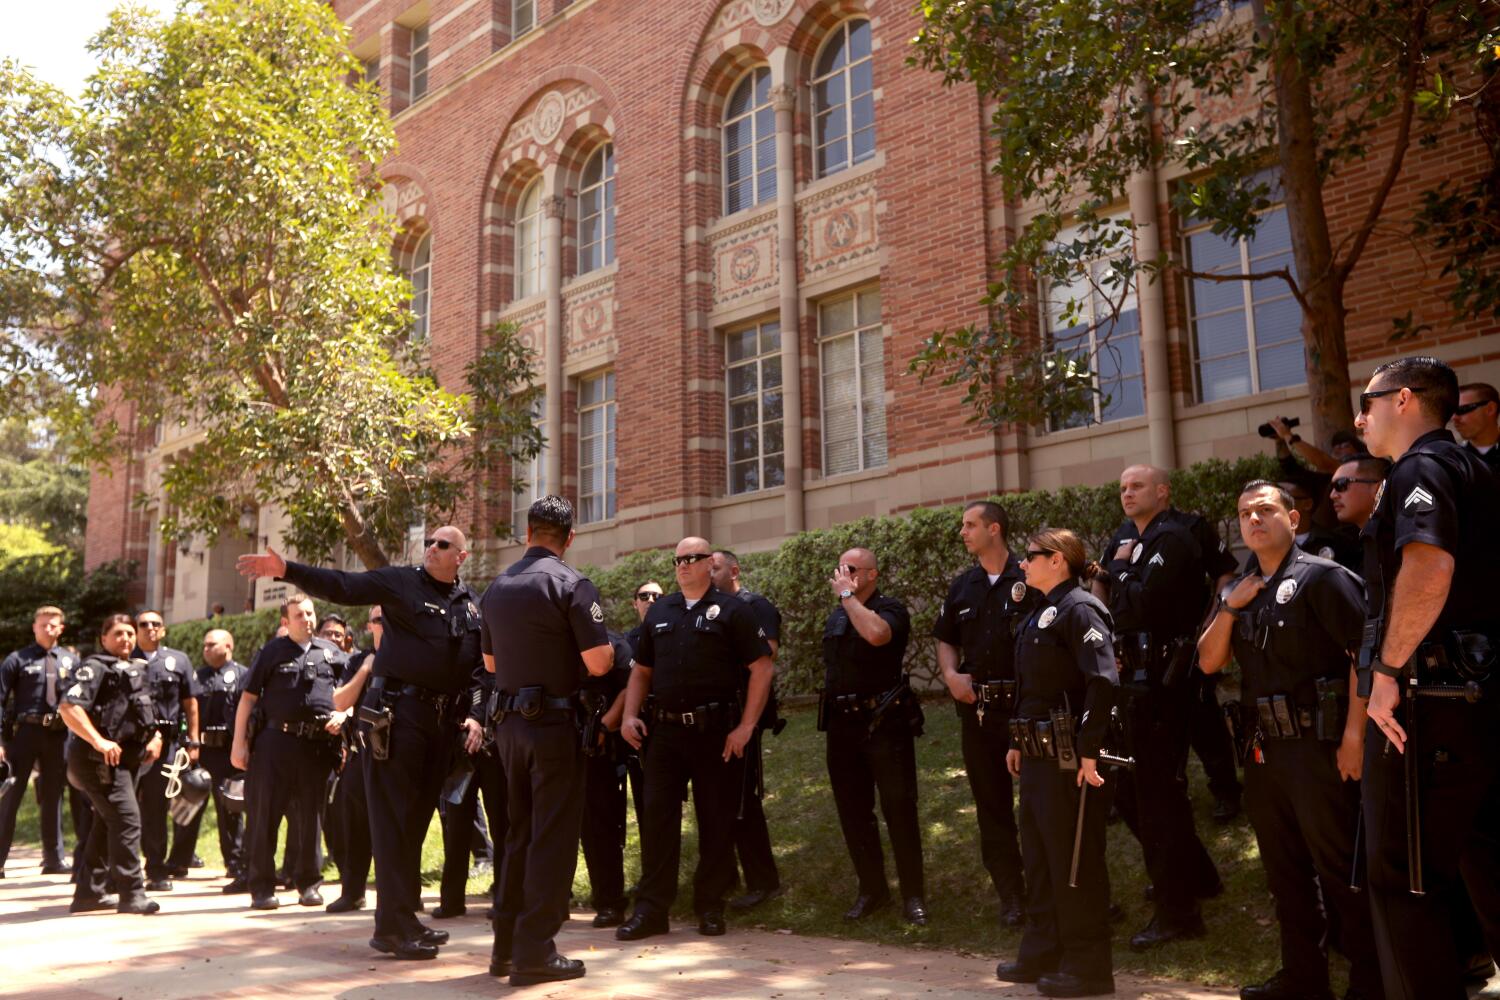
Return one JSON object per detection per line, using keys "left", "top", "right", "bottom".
{"left": 243, "top": 636, "right": 345, "bottom": 725}
{"left": 931, "top": 555, "right": 1038, "bottom": 682}
{"left": 1015, "top": 582, "right": 1119, "bottom": 758}
{"left": 479, "top": 545, "right": 609, "bottom": 699}
{"left": 635, "top": 586, "right": 771, "bottom": 710}
{"left": 823, "top": 590, "right": 911, "bottom": 696}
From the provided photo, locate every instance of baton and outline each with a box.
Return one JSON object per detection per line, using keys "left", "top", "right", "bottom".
{"left": 1403, "top": 679, "right": 1423, "bottom": 896}
{"left": 1067, "top": 752, "right": 1133, "bottom": 889}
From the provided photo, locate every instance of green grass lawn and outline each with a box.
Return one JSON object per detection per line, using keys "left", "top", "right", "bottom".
{"left": 12, "top": 704, "right": 1309, "bottom": 988}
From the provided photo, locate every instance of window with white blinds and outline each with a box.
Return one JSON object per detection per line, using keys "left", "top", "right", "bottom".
{"left": 578, "top": 372, "right": 616, "bottom": 523}
{"left": 819, "top": 289, "right": 886, "bottom": 476}
{"left": 726, "top": 320, "right": 785, "bottom": 494}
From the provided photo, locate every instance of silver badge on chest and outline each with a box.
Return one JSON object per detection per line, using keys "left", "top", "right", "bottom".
{"left": 1276, "top": 579, "right": 1297, "bottom": 604}
{"left": 1039, "top": 607, "right": 1058, "bottom": 629}
{"left": 705, "top": 604, "right": 720, "bottom": 621}
{"left": 1010, "top": 582, "right": 1027, "bottom": 603}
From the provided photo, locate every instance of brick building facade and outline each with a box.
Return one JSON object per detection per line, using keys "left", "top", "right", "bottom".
{"left": 85, "top": 0, "right": 1500, "bottom": 620}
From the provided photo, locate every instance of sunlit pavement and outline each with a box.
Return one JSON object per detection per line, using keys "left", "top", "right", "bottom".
{"left": 0, "top": 848, "right": 1274, "bottom": 999}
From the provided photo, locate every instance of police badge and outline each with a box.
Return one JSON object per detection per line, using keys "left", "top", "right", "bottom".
{"left": 1010, "top": 582, "right": 1027, "bottom": 603}
{"left": 705, "top": 604, "right": 720, "bottom": 621}
{"left": 1276, "top": 579, "right": 1297, "bottom": 604}
{"left": 1039, "top": 607, "right": 1058, "bottom": 629}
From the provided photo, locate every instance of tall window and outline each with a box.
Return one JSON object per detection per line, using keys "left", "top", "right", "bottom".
{"left": 1042, "top": 244, "right": 1145, "bottom": 427}
{"left": 514, "top": 180, "right": 542, "bottom": 299}
{"left": 726, "top": 321, "right": 785, "bottom": 495}
{"left": 512, "top": 0, "right": 535, "bottom": 37}
{"left": 398, "top": 233, "right": 432, "bottom": 341}
{"left": 577, "top": 145, "right": 616, "bottom": 274}
{"left": 1185, "top": 205, "right": 1302, "bottom": 402}
{"left": 812, "top": 19, "right": 875, "bottom": 179}
{"left": 409, "top": 24, "right": 430, "bottom": 102}
{"left": 511, "top": 397, "right": 545, "bottom": 538}
{"left": 578, "top": 372, "right": 616, "bottom": 523}
{"left": 723, "top": 67, "right": 776, "bottom": 215}
{"left": 820, "top": 289, "right": 887, "bottom": 476}
{"left": 362, "top": 57, "right": 380, "bottom": 86}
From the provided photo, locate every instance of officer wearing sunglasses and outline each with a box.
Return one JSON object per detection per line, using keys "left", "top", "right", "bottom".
{"left": 1451, "top": 382, "right": 1500, "bottom": 474}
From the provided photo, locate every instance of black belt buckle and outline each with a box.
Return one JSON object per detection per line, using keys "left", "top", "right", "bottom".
{"left": 680, "top": 710, "right": 697, "bottom": 728}
{"left": 516, "top": 685, "right": 544, "bottom": 721}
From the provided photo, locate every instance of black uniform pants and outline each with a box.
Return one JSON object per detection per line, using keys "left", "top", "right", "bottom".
{"left": 1362, "top": 700, "right": 1500, "bottom": 1000}
{"left": 245, "top": 730, "right": 335, "bottom": 898}
{"left": 580, "top": 740, "right": 631, "bottom": 912}
{"left": 826, "top": 717, "right": 924, "bottom": 899}
{"left": 1187, "top": 673, "right": 1241, "bottom": 804}
{"left": 134, "top": 736, "right": 179, "bottom": 880}
{"left": 66, "top": 740, "right": 146, "bottom": 904}
{"left": 366, "top": 693, "right": 448, "bottom": 940}
{"left": 0, "top": 723, "right": 67, "bottom": 868}
{"left": 733, "top": 730, "right": 780, "bottom": 894}
{"left": 325, "top": 747, "right": 371, "bottom": 900}
{"left": 167, "top": 746, "right": 244, "bottom": 875}
{"left": 635, "top": 722, "right": 745, "bottom": 918}
{"left": 440, "top": 749, "right": 507, "bottom": 912}
{"left": 957, "top": 701, "right": 1025, "bottom": 900}
{"left": 491, "top": 714, "right": 584, "bottom": 968}
{"left": 1016, "top": 759, "right": 1112, "bottom": 983}
{"left": 1114, "top": 685, "right": 1219, "bottom": 924}
{"left": 1244, "top": 737, "right": 1380, "bottom": 997}
{"left": 69, "top": 784, "right": 93, "bottom": 879}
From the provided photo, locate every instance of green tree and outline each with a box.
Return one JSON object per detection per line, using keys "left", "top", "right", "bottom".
{"left": 0, "top": 0, "right": 538, "bottom": 569}
{"left": 910, "top": 0, "right": 1500, "bottom": 445}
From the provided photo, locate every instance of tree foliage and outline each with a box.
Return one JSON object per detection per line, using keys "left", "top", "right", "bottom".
{"left": 909, "top": 0, "right": 1500, "bottom": 443}
{"left": 0, "top": 0, "right": 539, "bottom": 569}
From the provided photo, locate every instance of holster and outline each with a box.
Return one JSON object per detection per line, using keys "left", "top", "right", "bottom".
{"left": 357, "top": 702, "right": 393, "bottom": 761}
{"left": 1314, "top": 677, "right": 1347, "bottom": 741}
{"left": 1221, "top": 699, "right": 1245, "bottom": 760}
{"left": 1051, "top": 708, "right": 1078, "bottom": 771}
{"left": 579, "top": 689, "right": 609, "bottom": 757}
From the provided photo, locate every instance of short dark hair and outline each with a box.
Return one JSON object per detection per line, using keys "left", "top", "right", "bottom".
{"left": 964, "top": 500, "right": 1009, "bottom": 540}
{"left": 1345, "top": 453, "right": 1392, "bottom": 480}
{"left": 99, "top": 613, "right": 134, "bottom": 639}
{"left": 135, "top": 608, "right": 163, "bottom": 621}
{"left": 279, "top": 592, "right": 312, "bottom": 617}
{"left": 320, "top": 613, "right": 347, "bottom": 628}
{"left": 1460, "top": 382, "right": 1499, "bottom": 409}
{"left": 1330, "top": 429, "right": 1361, "bottom": 451}
{"left": 1371, "top": 356, "right": 1459, "bottom": 423}
{"left": 713, "top": 549, "right": 740, "bottom": 568}
{"left": 1240, "top": 479, "right": 1296, "bottom": 512}
{"left": 527, "top": 494, "right": 574, "bottom": 542}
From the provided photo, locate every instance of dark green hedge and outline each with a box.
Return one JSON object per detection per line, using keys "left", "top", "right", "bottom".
{"left": 163, "top": 601, "right": 373, "bottom": 667}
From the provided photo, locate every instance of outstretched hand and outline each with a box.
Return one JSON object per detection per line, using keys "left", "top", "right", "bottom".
{"left": 237, "top": 547, "right": 287, "bottom": 580}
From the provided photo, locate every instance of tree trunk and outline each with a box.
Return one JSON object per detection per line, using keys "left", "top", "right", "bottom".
{"left": 1266, "top": 0, "right": 1356, "bottom": 447}
{"left": 340, "top": 504, "right": 390, "bottom": 570}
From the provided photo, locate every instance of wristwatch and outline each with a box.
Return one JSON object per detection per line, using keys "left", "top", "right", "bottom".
{"left": 1370, "top": 658, "right": 1404, "bottom": 679}
{"left": 839, "top": 589, "right": 854, "bottom": 600}
{"left": 1215, "top": 596, "right": 1241, "bottom": 618}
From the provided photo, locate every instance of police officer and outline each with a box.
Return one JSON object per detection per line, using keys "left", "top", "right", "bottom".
{"left": 821, "top": 547, "right": 924, "bottom": 924}
{"left": 996, "top": 528, "right": 1118, "bottom": 999}
{"left": 578, "top": 629, "right": 637, "bottom": 927}
{"left": 172, "top": 628, "right": 247, "bottom": 891}
{"left": 0, "top": 605, "right": 74, "bottom": 877}
{"left": 1452, "top": 382, "right": 1500, "bottom": 473}
{"left": 480, "top": 496, "right": 612, "bottom": 986}
{"left": 325, "top": 605, "right": 382, "bottom": 914}
{"left": 58, "top": 614, "right": 163, "bottom": 915}
{"left": 1354, "top": 356, "right": 1500, "bottom": 1000}
{"left": 711, "top": 549, "right": 785, "bottom": 913}
{"left": 1092, "top": 465, "right": 1222, "bottom": 948}
{"left": 231, "top": 593, "right": 346, "bottom": 910}
{"left": 238, "top": 525, "right": 482, "bottom": 960}
{"left": 1198, "top": 481, "right": 1382, "bottom": 1000}
{"left": 617, "top": 536, "right": 775, "bottom": 941}
{"left": 626, "top": 581, "right": 664, "bottom": 653}
{"left": 131, "top": 609, "right": 199, "bottom": 890}
{"left": 1280, "top": 480, "right": 1361, "bottom": 573}
{"left": 1328, "top": 456, "right": 1390, "bottom": 535}
{"left": 933, "top": 500, "right": 1034, "bottom": 926}
{"left": 433, "top": 656, "right": 507, "bottom": 920}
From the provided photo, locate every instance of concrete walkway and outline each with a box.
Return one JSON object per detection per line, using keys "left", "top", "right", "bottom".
{"left": 0, "top": 848, "right": 1238, "bottom": 999}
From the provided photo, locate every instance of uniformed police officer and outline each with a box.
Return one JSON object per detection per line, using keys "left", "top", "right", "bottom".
{"left": 617, "top": 536, "right": 775, "bottom": 941}
{"left": 1452, "top": 382, "right": 1500, "bottom": 473}
{"left": 1353, "top": 356, "right": 1500, "bottom": 1000}
{"left": 58, "top": 614, "right": 164, "bottom": 915}
{"left": 996, "top": 528, "right": 1118, "bottom": 999}
{"left": 933, "top": 500, "right": 1035, "bottom": 926}
{"left": 578, "top": 629, "right": 637, "bottom": 927}
{"left": 1198, "top": 481, "right": 1382, "bottom": 1000}
{"left": 821, "top": 547, "right": 924, "bottom": 924}
{"left": 0, "top": 605, "right": 75, "bottom": 877}
{"left": 1279, "top": 480, "right": 1361, "bottom": 573}
{"left": 238, "top": 525, "right": 482, "bottom": 960}
{"left": 170, "top": 628, "right": 247, "bottom": 891}
{"left": 711, "top": 549, "right": 785, "bottom": 913}
{"left": 131, "top": 609, "right": 199, "bottom": 890}
{"left": 324, "top": 605, "right": 382, "bottom": 913}
{"left": 480, "top": 496, "right": 612, "bottom": 986}
{"left": 433, "top": 656, "right": 507, "bottom": 920}
{"left": 1092, "top": 465, "right": 1222, "bottom": 949}
{"left": 231, "top": 593, "right": 346, "bottom": 910}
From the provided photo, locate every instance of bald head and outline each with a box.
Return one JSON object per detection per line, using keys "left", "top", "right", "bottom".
{"left": 1120, "top": 464, "right": 1171, "bottom": 523}
{"left": 203, "top": 628, "right": 234, "bottom": 668}
{"left": 422, "top": 524, "right": 469, "bottom": 583}
{"left": 839, "top": 547, "right": 877, "bottom": 571}
{"left": 674, "top": 536, "right": 715, "bottom": 600}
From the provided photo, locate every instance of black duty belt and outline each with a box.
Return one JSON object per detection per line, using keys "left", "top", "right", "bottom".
{"left": 652, "top": 701, "right": 740, "bottom": 731}
{"left": 493, "top": 693, "right": 574, "bottom": 716}
{"left": 824, "top": 692, "right": 882, "bottom": 716}
{"left": 389, "top": 681, "right": 451, "bottom": 714}
{"left": 18, "top": 712, "right": 66, "bottom": 731}
{"left": 274, "top": 718, "right": 338, "bottom": 740}
{"left": 200, "top": 727, "right": 230, "bottom": 748}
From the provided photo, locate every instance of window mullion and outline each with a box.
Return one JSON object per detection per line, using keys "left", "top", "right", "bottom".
{"left": 1240, "top": 236, "right": 1260, "bottom": 395}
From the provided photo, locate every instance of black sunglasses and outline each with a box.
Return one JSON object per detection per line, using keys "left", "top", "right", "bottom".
{"left": 1331, "top": 476, "right": 1382, "bottom": 492}
{"left": 368, "top": 615, "right": 384, "bottom": 625}
{"left": 673, "top": 553, "right": 711, "bottom": 566}
{"left": 1024, "top": 549, "right": 1055, "bottom": 561}
{"left": 635, "top": 591, "right": 660, "bottom": 602}
{"left": 1454, "top": 400, "right": 1492, "bottom": 416}
{"left": 1359, "top": 386, "right": 1424, "bottom": 414}
{"left": 423, "top": 538, "right": 454, "bottom": 550}
{"left": 136, "top": 620, "right": 164, "bottom": 629}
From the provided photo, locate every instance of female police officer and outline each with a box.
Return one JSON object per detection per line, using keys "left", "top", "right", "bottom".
{"left": 58, "top": 614, "right": 164, "bottom": 915}
{"left": 997, "top": 528, "right": 1119, "bottom": 998}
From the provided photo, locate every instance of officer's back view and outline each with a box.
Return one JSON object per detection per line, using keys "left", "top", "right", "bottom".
{"left": 480, "top": 495, "right": 613, "bottom": 986}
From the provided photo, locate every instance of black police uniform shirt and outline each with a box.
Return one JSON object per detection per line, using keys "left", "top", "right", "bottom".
{"left": 280, "top": 561, "right": 482, "bottom": 695}
{"left": 1362, "top": 428, "right": 1500, "bottom": 643}
{"left": 1101, "top": 511, "right": 1211, "bottom": 638}
{"left": 1462, "top": 439, "right": 1500, "bottom": 475}
{"left": 62, "top": 654, "right": 156, "bottom": 744}
{"left": 635, "top": 586, "right": 772, "bottom": 711}
{"left": 737, "top": 590, "right": 782, "bottom": 647}
{"left": 1296, "top": 526, "right": 1362, "bottom": 577}
{"left": 478, "top": 545, "right": 609, "bottom": 698}
{"left": 583, "top": 630, "right": 634, "bottom": 705}
{"left": 931, "top": 556, "right": 1038, "bottom": 681}
{"left": 242, "top": 636, "right": 346, "bottom": 725}
{"left": 625, "top": 623, "right": 645, "bottom": 659}
{"left": 1228, "top": 547, "right": 1364, "bottom": 710}
{"left": 1165, "top": 508, "right": 1239, "bottom": 583}
{"left": 195, "top": 660, "right": 246, "bottom": 730}
{"left": 133, "top": 644, "right": 197, "bottom": 729}
{"left": 0, "top": 642, "right": 78, "bottom": 724}
{"left": 823, "top": 591, "right": 912, "bottom": 697}
{"left": 1014, "top": 582, "right": 1119, "bottom": 759}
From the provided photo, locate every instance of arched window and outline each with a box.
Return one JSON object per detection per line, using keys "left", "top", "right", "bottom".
{"left": 723, "top": 67, "right": 776, "bottom": 215}
{"left": 577, "top": 144, "right": 616, "bottom": 274}
{"left": 397, "top": 232, "right": 432, "bottom": 340}
{"left": 812, "top": 19, "right": 875, "bottom": 179}
{"left": 513, "top": 179, "right": 542, "bottom": 299}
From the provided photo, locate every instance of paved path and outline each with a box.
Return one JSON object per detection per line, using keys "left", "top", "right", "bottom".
{"left": 0, "top": 848, "right": 1245, "bottom": 999}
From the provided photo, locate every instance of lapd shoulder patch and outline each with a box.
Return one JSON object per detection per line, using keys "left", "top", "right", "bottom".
{"left": 1316, "top": 546, "right": 1335, "bottom": 560}
{"left": 705, "top": 604, "right": 720, "bottom": 621}
{"left": 590, "top": 602, "right": 604, "bottom": 623}
{"left": 1011, "top": 582, "right": 1027, "bottom": 603}
{"left": 1039, "top": 607, "right": 1058, "bottom": 629}
{"left": 1276, "top": 579, "right": 1297, "bottom": 604}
